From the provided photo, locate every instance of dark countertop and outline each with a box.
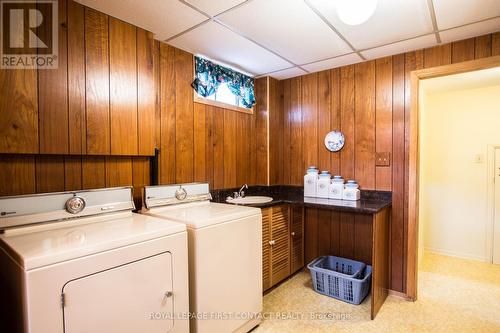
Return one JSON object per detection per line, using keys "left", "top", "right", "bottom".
{"left": 211, "top": 185, "right": 392, "bottom": 214}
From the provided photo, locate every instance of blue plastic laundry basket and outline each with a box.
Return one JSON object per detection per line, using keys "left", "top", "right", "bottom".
{"left": 307, "top": 256, "right": 372, "bottom": 305}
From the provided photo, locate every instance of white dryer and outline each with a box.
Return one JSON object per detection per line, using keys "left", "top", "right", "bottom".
{"left": 0, "top": 187, "right": 189, "bottom": 333}
{"left": 142, "top": 183, "right": 262, "bottom": 333}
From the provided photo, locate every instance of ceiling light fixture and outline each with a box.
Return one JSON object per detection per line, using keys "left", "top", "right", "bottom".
{"left": 336, "top": 0, "right": 378, "bottom": 26}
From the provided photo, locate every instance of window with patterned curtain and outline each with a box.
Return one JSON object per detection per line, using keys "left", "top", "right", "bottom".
{"left": 191, "top": 56, "right": 256, "bottom": 109}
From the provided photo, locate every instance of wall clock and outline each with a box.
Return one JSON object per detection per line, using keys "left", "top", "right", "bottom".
{"left": 324, "top": 131, "right": 345, "bottom": 152}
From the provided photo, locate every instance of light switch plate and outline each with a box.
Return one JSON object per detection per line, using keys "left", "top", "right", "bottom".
{"left": 375, "top": 152, "right": 391, "bottom": 166}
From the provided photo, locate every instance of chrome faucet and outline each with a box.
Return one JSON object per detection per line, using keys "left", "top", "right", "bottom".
{"left": 234, "top": 184, "right": 248, "bottom": 199}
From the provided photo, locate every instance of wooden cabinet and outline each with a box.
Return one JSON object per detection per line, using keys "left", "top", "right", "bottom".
{"left": 262, "top": 204, "right": 304, "bottom": 291}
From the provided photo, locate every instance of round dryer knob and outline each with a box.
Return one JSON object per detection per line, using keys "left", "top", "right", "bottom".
{"left": 65, "top": 196, "right": 86, "bottom": 214}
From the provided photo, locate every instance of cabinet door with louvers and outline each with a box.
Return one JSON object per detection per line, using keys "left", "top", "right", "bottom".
{"left": 290, "top": 205, "right": 304, "bottom": 273}
{"left": 269, "top": 205, "right": 290, "bottom": 286}
{"left": 261, "top": 208, "right": 272, "bottom": 291}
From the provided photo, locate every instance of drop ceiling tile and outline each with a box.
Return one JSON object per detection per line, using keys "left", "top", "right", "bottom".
{"left": 76, "top": 0, "right": 207, "bottom": 40}
{"left": 308, "top": 0, "right": 433, "bottom": 50}
{"left": 301, "top": 53, "right": 362, "bottom": 73}
{"left": 433, "top": 0, "right": 500, "bottom": 30}
{"left": 217, "top": 0, "right": 352, "bottom": 65}
{"left": 265, "top": 67, "right": 308, "bottom": 80}
{"left": 185, "top": 0, "right": 247, "bottom": 16}
{"left": 439, "top": 17, "right": 500, "bottom": 43}
{"left": 361, "top": 34, "right": 437, "bottom": 60}
{"left": 168, "top": 21, "right": 291, "bottom": 75}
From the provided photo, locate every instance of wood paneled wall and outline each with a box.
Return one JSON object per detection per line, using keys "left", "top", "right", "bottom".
{"left": 156, "top": 43, "right": 268, "bottom": 189}
{"left": 0, "top": 0, "right": 269, "bottom": 204}
{"left": 275, "top": 32, "right": 500, "bottom": 292}
{"left": 0, "top": 0, "right": 156, "bottom": 207}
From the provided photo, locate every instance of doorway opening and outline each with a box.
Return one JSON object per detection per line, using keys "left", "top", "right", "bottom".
{"left": 407, "top": 55, "right": 500, "bottom": 300}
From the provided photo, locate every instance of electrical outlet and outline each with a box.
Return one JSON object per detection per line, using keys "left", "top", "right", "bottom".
{"left": 375, "top": 152, "right": 391, "bottom": 166}
{"left": 474, "top": 154, "right": 484, "bottom": 164}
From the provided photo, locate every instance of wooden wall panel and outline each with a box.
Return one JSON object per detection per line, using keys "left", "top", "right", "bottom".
{"left": 493, "top": 32, "right": 500, "bottom": 55}
{"left": 193, "top": 103, "right": 207, "bottom": 182}
{"left": 317, "top": 70, "right": 331, "bottom": 173}
{"left": 236, "top": 113, "right": 250, "bottom": 186}
{"left": 174, "top": 49, "right": 194, "bottom": 183}
{"left": 254, "top": 77, "right": 269, "bottom": 185}
{"left": 109, "top": 18, "right": 138, "bottom": 155}
{"left": 269, "top": 77, "right": 283, "bottom": 185}
{"left": 67, "top": 0, "right": 86, "bottom": 154}
{"left": 301, "top": 73, "right": 318, "bottom": 173}
{"left": 82, "top": 156, "right": 106, "bottom": 189}
{"left": 330, "top": 68, "right": 341, "bottom": 175}
{"left": 282, "top": 80, "right": 291, "bottom": 184}
{"left": 0, "top": 71, "right": 38, "bottom": 154}
{"left": 105, "top": 156, "right": 133, "bottom": 187}
{"left": 85, "top": 8, "right": 110, "bottom": 155}
{"left": 474, "top": 35, "right": 492, "bottom": 59}
{"left": 205, "top": 106, "right": 215, "bottom": 188}
{"left": 35, "top": 156, "right": 65, "bottom": 193}
{"left": 375, "top": 57, "right": 393, "bottom": 191}
{"left": 38, "top": 0, "right": 68, "bottom": 154}
{"left": 64, "top": 156, "right": 82, "bottom": 191}
{"left": 159, "top": 44, "right": 176, "bottom": 184}
{"left": 0, "top": 156, "right": 36, "bottom": 195}
{"left": 223, "top": 110, "right": 237, "bottom": 188}
{"left": 137, "top": 29, "right": 156, "bottom": 156}
{"left": 451, "top": 38, "right": 475, "bottom": 63}
{"left": 213, "top": 108, "right": 225, "bottom": 189}
{"left": 354, "top": 61, "right": 376, "bottom": 189}
{"left": 289, "top": 77, "right": 302, "bottom": 185}
{"left": 339, "top": 65, "right": 355, "bottom": 180}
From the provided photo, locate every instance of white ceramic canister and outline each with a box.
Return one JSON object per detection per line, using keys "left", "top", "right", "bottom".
{"left": 316, "top": 171, "right": 331, "bottom": 198}
{"left": 343, "top": 180, "right": 361, "bottom": 201}
{"left": 329, "top": 175, "right": 344, "bottom": 199}
{"left": 304, "top": 166, "right": 319, "bottom": 197}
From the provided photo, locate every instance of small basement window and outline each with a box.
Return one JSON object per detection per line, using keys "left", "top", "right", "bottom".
{"left": 191, "top": 56, "right": 255, "bottom": 113}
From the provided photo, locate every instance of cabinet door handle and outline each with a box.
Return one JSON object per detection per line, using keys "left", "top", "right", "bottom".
{"left": 291, "top": 232, "right": 295, "bottom": 237}
{"left": 269, "top": 240, "right": 275, "bottom": 246}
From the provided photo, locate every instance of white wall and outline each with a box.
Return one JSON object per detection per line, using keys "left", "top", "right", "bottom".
{"left": 419, "top": 84, "right": 500, "bottom": 262}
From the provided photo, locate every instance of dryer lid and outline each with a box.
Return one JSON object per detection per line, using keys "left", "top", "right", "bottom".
{"left": 147, "top": 201, "right": 261, "bottom": 229}
{"left": 0, "top": 213, "right": 186, "bottom": 270}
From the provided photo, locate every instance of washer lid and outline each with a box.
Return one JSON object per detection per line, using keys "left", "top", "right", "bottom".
{"left": 0, "top": 213, "right": 186, "bottom": 270}
{"left": 146, "top": 201, "right": 261, "bottom": 229}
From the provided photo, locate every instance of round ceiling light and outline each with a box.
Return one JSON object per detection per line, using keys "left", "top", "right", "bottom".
{"left": 336, "top": 0, "right": 378, "bottom": 26}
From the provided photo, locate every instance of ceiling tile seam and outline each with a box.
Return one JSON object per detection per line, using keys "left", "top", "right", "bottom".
{"left": 437, "top": 15, "right": 500, "bottom": 33}
{"left": 165, "top": 0, "right": 254, "bottom": 42}
{"left": 212, "top": 19, "right": 306, "bottom": 70}
{"left": 426, "top": 0, "right": 442, "bottom": 43}
{"left": 172, "top": 0, "right": 306, "bottom": 73}
{"left": 164, "top": 18, "right": 211, "bottom": 42}
{"left": 303, "top": 0, "right": 366, "bottom": 61}
{"left": 357, "top": 33, "right": 436, "bottom": 53}
{"left": 297, "top": 51, "right": 357, "bottom": 67}
{"left": 255, "top": 65, "right": 305, "bottom": 77}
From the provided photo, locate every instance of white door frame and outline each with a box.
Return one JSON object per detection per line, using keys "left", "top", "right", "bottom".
{"left": 486, "top": 144, "right": 500, "bottom": 263}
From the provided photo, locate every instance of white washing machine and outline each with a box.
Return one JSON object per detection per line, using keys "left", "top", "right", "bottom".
{"left": 142, "top": 183, "right": 262, "bottom": 333}
{"left": 0, "top": 187, "right": 189, "bottom": 333}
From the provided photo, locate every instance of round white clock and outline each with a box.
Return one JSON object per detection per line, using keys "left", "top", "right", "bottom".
{"left": 324, "top": 131, "right": 345, "bottom": 152}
